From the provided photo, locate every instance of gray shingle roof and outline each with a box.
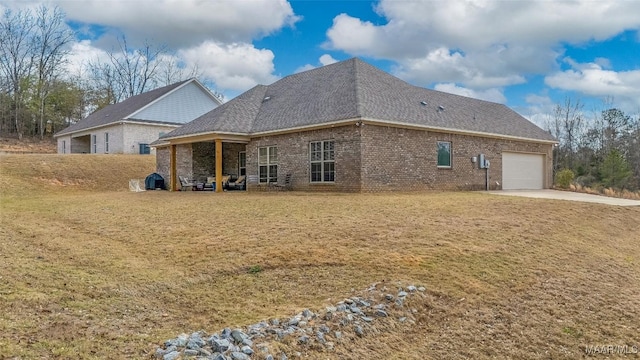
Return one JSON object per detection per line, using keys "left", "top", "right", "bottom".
{"left": 162, "top": 58, "right": 555, "bottom": 142}
{"left": 165, "top": 85, "right": 267, "bottom": 137}
{"left": 54, "top": 79, "right": 190, "bottom": 137}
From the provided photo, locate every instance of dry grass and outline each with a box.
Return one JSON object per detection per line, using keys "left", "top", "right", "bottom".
{"left": 0, "top": 154, "right": 156, "bottom": 198}
{"left": 1, "top": 154, "right": 639, "bottom": 359}
{"left": 569, "top": 183, "right": 640, "bottom": 200}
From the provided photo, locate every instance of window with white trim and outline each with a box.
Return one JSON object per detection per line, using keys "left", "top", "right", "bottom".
{"left": 92, "top": 134, "right": 97, "bottom": 153}
{"left": 437, "top": 141, "right": 452, "bottom": 168}
{"left": 238, "top": 151, "right": 246, "bottom": 176}
{"left": 258, "top": 146, "right": 277, "bottom": 183}
{"left": 62, "top": 140, "right": 66, "bottom": 154}
{"left": 104, "top": 132, "right": 109, "bottom": 152}
{"left": 310, "top": 140, "right": 335, "bottom": 182}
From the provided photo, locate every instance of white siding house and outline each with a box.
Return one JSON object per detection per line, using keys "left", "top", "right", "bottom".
{"left": 54, "top": 79, "right": 222, "bottom": 154}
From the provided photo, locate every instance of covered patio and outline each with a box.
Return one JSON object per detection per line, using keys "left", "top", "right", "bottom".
{"left": 70, "top": 135, "right": 91, "bottom": 153}
{"left": 157, "top": 136, "right": 248, "bottom": 192}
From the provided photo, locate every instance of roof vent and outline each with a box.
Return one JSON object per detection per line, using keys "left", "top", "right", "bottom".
{"left": 438, "top": 105, "right": 445, "bottom": 111}
{"left": 263, "top": 96, "right": 271, "bottom": 102}
{"left": 420, "top": 101, "right": 427, "bottom": 106}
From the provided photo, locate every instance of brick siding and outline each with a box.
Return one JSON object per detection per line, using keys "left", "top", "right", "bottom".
{"left": 156, "top": 124, "right": 552, "bottom": 192}
{"left": 246, "top": 126, "right": 362, "bottom": 192}
{"left": 191, "top": 142, "right": 246, "bottom": 181}
{"left": 360, "top": 124, "right": 552, "bottom": 191}
{"left": 156, "top": 147, "right": 170, "bottom": 183}
{"left": 155, "top": 144, "right": 192, "bottom": 190}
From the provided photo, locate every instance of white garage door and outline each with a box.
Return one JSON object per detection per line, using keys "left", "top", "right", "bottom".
{"left": 502, "top": 152, "right": 545, "bottom": 190}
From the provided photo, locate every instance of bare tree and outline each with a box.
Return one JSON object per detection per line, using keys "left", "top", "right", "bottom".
{"left": 551, "top": 96, "right": 640, "bottom": 190}
{"left": 85, "top": 36, "right": 169, "bottom": 107}
{"left": 157, "top": 54, "right": 201, "bottom": 86}
{"left": 602, "top": 108, "right": 632, "bottom": 154}
{"left": 86, "top": 59, "right": 120, "bottom": 109}
{"left": 84, "top": 36, "right": 225, "bottom": 109}
{"left": 0, "top": 8, "right": 35, "bottom": 139}
{"left": 155, "top": 54, "right": 225, "bottom": 102}
{"left": 552, "top": 97, "right": 583, "bottom": 170}
{"left": 32, "top": 5, "right": 74, "bottom": 138}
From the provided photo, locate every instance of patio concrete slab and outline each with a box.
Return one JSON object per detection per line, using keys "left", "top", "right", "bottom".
{"left": 488, "top": 189, "right": 640, "bottom": 207}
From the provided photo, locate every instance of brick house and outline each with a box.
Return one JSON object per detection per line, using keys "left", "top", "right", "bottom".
{"left": 54, "top": 78, "right": 222, "bottom": 155}
{"left": 154, "top": 58, "right": 556, "bottom": 192}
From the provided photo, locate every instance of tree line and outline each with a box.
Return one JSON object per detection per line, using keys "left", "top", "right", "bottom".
{"left": 547, "top": 98, "right": 639, "bottom": 191}
{"left": 0, "top": 5, "right": 216, "bottom": 139}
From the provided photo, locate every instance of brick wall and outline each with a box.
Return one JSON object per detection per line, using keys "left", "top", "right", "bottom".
{"left": 176, "top": 144, "right": 193, "bottom": 183}
{"left": 156, "top": 124, "right": 552, "bottom": 192}
{"left": 360, "top": 124, "right": 552, "bottom": 191}
{"left": 246, "top": 125, "right": 362, "bottom": 192}
{"left": 156, "top": 147, "right": 170, "bottom": 182}
{"left": 191, "top": 142, "right": 247, "bottom": 181}
{"left": 155, "top": 144, "right": 193, "bottom": 190}
{"left": 222, "top": 143, "right": 246, "bottom": 178}
{"left": 192, "top": 142, "right": 215, "bottom": 182}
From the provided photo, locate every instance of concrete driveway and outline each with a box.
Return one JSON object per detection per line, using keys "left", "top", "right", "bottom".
{"left": 488, "top": 189, "right": 640, "bottom": 207}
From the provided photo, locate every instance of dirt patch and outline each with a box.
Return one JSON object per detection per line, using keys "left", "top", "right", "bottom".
{"left": 0, "top": 136, "right": 56, "bottom": 154}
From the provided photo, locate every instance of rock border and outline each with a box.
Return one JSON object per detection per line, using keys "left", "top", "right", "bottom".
{"left": 155, "top": 283, "right": 426, "bottom": 360}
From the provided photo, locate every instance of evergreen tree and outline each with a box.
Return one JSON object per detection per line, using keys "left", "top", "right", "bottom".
{"left": 601, "top": 149, "right": 632, "bottom": 189}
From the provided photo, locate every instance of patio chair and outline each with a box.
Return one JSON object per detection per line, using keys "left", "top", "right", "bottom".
{"left": 221, "top": 175, "right": 231, "bottom": 190}
{"left": 227, "top": 175, "right": 246, "bottom": 191}
{"left": 271, "top": 173, "right": 292, "bottom": 191}
{"left": 204, "top": 175, "right": 231, "bottom": 191}
{"left": 178, "top": 175, "right": 196, "bottom": 191}
{"left": 204, "top": 176, "right": 216, "bottom": 191}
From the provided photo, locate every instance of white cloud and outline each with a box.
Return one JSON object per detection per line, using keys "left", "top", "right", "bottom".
{"left": 55, "top": 0, "right": 299, "bottom": 48}
{"left": 4, "top": 0, "right": 295, "bottom": 96}
{"left": 545, "top": 59, "right": 640, "bottom": 111}
{"left": 368, "top": 0, "right": 640, "bottom": 50}
{"left": 522, "top": 94, "right": 556, "bottom": 128}
{"left": 392, "top": 47, "right": 529, "bottom": 89}
{"left": 319, "top": 54, "right": 338, "bottom": 66}
{"left": 294, "top": 54, "right": 339, "bottom": 73}
{"left": 433, "top": 83, "right": 506, "bottom": 104}
{"left": 294, "top": 64, "right": 316, "bottom": 74}
{"left": 65, "top": 40, "right": 110, "bottom": 76}
{"left": 525, "top": 94, "right": 554, "bottom": 107}
{"left": 179, "top": 41, "right": 278, "bottom": 91}
{"left": 325, "top": 14, "right": 380, "bottom": 55}
{"left": 8, "top": 0, "right": 286, "bottom": 95}
{"left": 325, "top": 0, "right": 640, "bottom": 91}
{"left": 594, "top": 57, "right": 612, "bottom": 69}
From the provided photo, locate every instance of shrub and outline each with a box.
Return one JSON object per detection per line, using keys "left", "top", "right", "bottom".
{"left": 555, "top": 169, "right": 575, "bottom": 189}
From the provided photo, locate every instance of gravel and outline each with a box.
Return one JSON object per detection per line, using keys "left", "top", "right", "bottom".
{"left": 154, "top": 283, "right": 425, "bottom": 359}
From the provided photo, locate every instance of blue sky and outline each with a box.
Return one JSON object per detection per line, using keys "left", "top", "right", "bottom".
{"left": 6, "top": 0, "right": 640, "bottom": 127}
